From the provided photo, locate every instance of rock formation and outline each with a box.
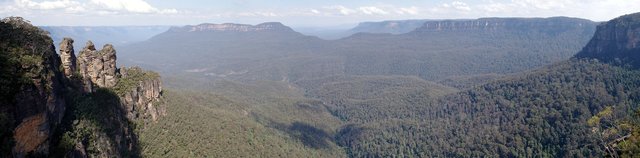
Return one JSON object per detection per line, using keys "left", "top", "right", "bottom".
{"left": 0, "top": 17, "right": 67, "bottom": 157}
{"left": 0, "top": 17, "right": 164, "bottom": 157}
{"left": 77, "top": 41, "right": 118, "bottom": 92}
{"left": 59, "top": 37, "right": 76, "bottom": 78}
{"left": 575, "top": 12, "right": 640, "bottom": 67}
{"left": 119, "top": 67, "right": 165, "bottom": 123}
{"left": 74, "top": 40, "right": 164, "bottom": 124}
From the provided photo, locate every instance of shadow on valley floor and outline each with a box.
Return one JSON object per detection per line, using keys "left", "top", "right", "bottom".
{"left": 251, "top": 113, "right": 332, "bottom": 149}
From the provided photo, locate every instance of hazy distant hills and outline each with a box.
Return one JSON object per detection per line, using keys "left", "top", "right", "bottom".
{"left": 333, "top": 13, "right": 640, "bottom": 157}
{"left": 56, "top": 13, "right": 640, "bottom": 157}
{"left": 335, "top": 17, "right": 597, "bottom": 80}
{"left": 348, "top": 19, "right": 430, "bottom": 35}
{"left": 116, "top": 16, "right": 636, "bottom": 157}
{"left": 297, "top": 19, "right": 430, "bottom": 40}
{"left": 119, "top": 17, "right": 597, "bottom": 83}
{"left": 41, "top": 26, "right": 170, "bottom": 51}
{"left": 119, "top": 22, "right": 326, "bottom": 74}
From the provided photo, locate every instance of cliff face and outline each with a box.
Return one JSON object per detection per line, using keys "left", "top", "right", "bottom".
{"left": 575, "top": 13, "right": 640, "bottom": 67}
{"left": 77, "top": 41, "right": 118, "bottom": 91}
{"left": 117, "top": 67, "right": 165, "bottom": 123}
{"left": 414, "top": 17, "right": 596, "bottom": 34}
{"left": 0, "top": 17, "right": 67, "bottom": 157}
{"left": 0, "top": 17, "right": 163, "bottom": 157}
{"left": 168, "top": 22, "right": 294, "bottom": 33}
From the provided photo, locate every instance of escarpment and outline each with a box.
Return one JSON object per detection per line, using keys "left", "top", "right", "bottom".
{"left": 0, "top": 17, "right": 67, "bottom": 157}
{"left": 0, "top": 17, "right": 164, "bottom": 157}
{"left": 74, "top": 39, "right": 165, "bottom": 123}
{"left": 575, "top": 12, "right": 640, "bottom": 67}
{"left": 117, "top": 67, "right": 165, "bottom": 123}
{"left": 56, "top": 40, "right": 164, "bottom": 157}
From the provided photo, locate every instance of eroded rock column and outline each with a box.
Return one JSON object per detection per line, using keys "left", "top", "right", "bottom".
{"left": 59, "top": 38, "right": 76, "bottom": 78}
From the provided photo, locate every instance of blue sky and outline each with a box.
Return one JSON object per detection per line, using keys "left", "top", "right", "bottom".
{"left": 0, "top": 0, "right": 638, "bottom": 27}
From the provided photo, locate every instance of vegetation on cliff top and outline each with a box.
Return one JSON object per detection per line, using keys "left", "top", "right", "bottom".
{"left": 112, "top": 66, "right": 161, "bottom": 96}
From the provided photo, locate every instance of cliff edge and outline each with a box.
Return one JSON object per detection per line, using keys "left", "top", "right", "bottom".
{"left": 0, "top": 17, "right": 164, "bottom": 157}
{"left": 575, "top": 13, "right": 640, "bottom": 67}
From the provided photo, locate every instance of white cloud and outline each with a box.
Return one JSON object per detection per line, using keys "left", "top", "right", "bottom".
{"left": 359, "top": 6, "right": 388, "bottom": 15}
{"left": 441, "top": 1, "right": 471, "bottom": 11}
{"left": 480, "top": 3, "right": 511, "bottom": 13}
{"left": 396, "top": 6, "right": 419, "bottom": 15}
{"left": 471, "top": 0, "right": 640, "bottom": 21}
{"left": 236, "top": 11, "right": 278, "bottom": 17}
{"left": 324, "top": 5, "right": 356, "bottom": 15}
{"left": 90, "top": 0, "right": 177, "bottom": 14}
{"left": 310, "top": 9, "right": 320, "bottom": 14}
{"left": 4, "top": 0, "right": 640, "bottom": 26}
{"left": 8, "top": 0, "right": 178, "bottom": 15}
{"left": 512, "top": 0, "right": 570, "bottom": 10}
{"left": 15, "top": 0, "right": 79, "bottom": 10}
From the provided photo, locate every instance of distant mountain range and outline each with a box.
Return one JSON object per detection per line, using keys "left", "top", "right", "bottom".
{"left": 118, "top": 17, "right": 597, "bottom": 83}
{"left": 41, "top": 26, "right": 170, "bottom": 51}
{"left": 297, "top": 19, "right": 431, "bottom": 40}
{"left": 348, "top": 19, "right": 430, "bottom": 35}
{"left": 10, "top": 12, "right": 640, "bottom": 157}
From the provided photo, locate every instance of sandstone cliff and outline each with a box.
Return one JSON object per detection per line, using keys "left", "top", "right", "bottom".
{"left": 59, "top": 38, "right": 76, "bottom": 78}
{"left": 77, "top": 41, "right": 118, "bottom": 92}
{"left": 414, "top": 17, "right": 596, "bottom": 34}
{"left": 575, "top": 13, "right": 640, "bottom": 67}
{"left": 168, "top": 22, "right": 293, "bottom": 33}
{"left": 117, "top": 67, "right": 165, "bottom": 124}
{"left": 0, "top": 17, "right": 164, "bottom": 157}
{"left": 0, "top": 17, "right": 67, "bottom": 157}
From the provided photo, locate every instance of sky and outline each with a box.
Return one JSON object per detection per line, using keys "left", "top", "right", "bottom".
{"left": 0, "top": 0, "right": 639, "bottom": 27}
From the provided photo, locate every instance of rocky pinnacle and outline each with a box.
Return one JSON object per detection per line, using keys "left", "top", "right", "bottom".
{"left": 59, "top": 37, "right": 76, "bottom": 78}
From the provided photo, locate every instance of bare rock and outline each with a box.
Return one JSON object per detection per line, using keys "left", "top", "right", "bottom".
{"left": 59, "top": 38, "right": 76, "bottom": 78}
{"left": 101, "top": 44, "right": 117, "bottom": 87}
{"left": 77, "top": 41, "right": 119, "bottom": 91}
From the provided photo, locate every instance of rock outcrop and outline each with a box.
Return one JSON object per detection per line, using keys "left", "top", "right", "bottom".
{"left": 0, "top": 17, "right": 164, "bottom": 157}
{"left": 59, "top": 38, "right": 76, "bottom": 78}
{"left": 75, "top": 39, "right": 164, "bottom": 124}
{"left": 77, "top": 41, "right": 118, "bottom": 92}
{"left": 118, "top": 67, "right": 165, "bottom": 123}
{"left": 575, "top": 13, "right": 640, "bottom": 67}
{"left": 0, "top": 17, "right": 67, "bottom": 157}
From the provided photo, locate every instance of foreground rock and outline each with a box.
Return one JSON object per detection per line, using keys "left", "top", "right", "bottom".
{"left": 0, "top": 17, "right": 164, "bottom": 157}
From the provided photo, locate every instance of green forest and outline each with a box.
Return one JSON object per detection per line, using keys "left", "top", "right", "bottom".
{"left": 3, "top": 10, "right": 640, "bottom": 158}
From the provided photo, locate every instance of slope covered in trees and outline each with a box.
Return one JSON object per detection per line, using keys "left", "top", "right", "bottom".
{"left": 337, "top": 59, "right": 640, "bottom": 157}
{"left": 139, "top": 84, "right": 346, "bottom": 157}
{"left": 119, "top": 17, "right": 597, "bottom": 82}
{"left": 35, "top": 12, "right": 640, "bottom": 157}
{"left": 335, "top": 13, "right": 640, "bottom": 157}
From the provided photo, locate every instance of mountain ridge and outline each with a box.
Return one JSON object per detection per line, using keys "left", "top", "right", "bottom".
{"left": 168, "top": 22, "right": 294, "bottom": 33}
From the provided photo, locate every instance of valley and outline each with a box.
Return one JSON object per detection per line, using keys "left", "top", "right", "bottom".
{"left": 2, "top": 8, "right": 640, "bottom": 158}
